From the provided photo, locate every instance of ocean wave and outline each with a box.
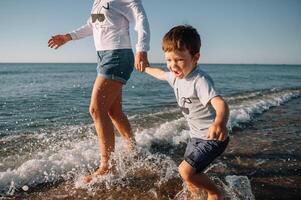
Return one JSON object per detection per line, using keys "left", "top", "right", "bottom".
{"left": 227, "top": 87, "right": 301, "bottom": 129}
{"left": 131, "top": 87, "right": 301, "bottom": 132}
{"left": 0, "top": 133, "right": 181, "bottom": 197}
{"left": 0, "top": 136, "right": 99, "bottom": 194}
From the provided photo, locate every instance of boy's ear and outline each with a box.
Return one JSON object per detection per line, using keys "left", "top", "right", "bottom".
{"left": 193, "top": 53, "right": 201, "bottom": 64}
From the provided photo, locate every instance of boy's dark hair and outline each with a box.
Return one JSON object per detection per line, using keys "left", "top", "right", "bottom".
{"left": 162, "top": 25, "right": 201, "bottom": 56}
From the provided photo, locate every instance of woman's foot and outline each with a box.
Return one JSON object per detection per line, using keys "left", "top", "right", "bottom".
{"left": 126, "top": 138, "right": 137, "bottom": 152}
{"left": 207, "top": 190, "right": 227, "bottom": 200}
{"left": 83, "top": 163, "right": 115, "bottom": 184}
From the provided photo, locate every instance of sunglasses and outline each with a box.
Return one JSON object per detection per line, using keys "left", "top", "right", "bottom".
{"left": 91, "top": 14, "right": 105, "bottom": 23}
{"left": 180, "top": 97, "right": 192, "bottom": 106}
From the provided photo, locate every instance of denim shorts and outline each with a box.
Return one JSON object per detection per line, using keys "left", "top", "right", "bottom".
{"left": 96, "top": 49, "right": 134, "bottom": 84}
{"left": 184, "top": 137, "right": 229, "bottom": 173}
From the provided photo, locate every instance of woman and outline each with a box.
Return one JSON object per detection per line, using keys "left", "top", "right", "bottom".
{"left": 48, "top": 0, "right": 150, "bottom": 182}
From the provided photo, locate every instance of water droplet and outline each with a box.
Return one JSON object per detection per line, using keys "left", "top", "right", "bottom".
{"left": 22, "top": 185, "right": 29, "bottom": 191}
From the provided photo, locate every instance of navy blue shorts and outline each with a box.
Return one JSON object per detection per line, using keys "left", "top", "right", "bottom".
{"left": 184, "top": 137, "right": 229, "bottom": 173}
{"left": 96, "top": 49, "right": 134, "bottom": 84}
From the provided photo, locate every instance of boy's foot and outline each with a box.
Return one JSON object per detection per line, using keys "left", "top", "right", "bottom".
{"left": 83, "top": 164, "right": 115, "bottom": 184}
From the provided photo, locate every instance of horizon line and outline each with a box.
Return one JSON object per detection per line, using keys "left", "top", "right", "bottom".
{"left": 1, "top": 62, "right": 301, "bottom": 66}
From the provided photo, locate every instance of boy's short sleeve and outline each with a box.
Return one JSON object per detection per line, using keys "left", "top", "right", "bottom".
{"left": 195, "top": 76, "right": 219, "bottom": 106}
{"left": 165, "top": 72, "right": 175, "bottom": 88}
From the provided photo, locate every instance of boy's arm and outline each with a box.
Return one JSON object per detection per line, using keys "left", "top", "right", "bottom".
{"left": 207, "top": 96, "right": 229, "bottom": 141}
{"left": 145, "top": 67, "right": 167, "bottom": 81}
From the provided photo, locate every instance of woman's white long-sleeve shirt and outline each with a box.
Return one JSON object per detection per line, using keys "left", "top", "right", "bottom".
{"left": 69, "top": 0, "right": 150, "bottom": 52}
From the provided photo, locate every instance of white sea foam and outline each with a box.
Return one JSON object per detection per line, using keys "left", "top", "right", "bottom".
{"left": 0, "top": 127, "right": 181, "bottom": 195}
{"left": 228, "top": 88, "right": 301, "bottom": 129}
{"left": 224, "top": 175, "right": 255, "bottom": 200}
{"left": 135, "top": 118, "right": 189, "bottom": 148}
{"left": 0, "top": 138, "right": 100, "bottom": 195}
{"left": 74, "top": 145, "right": 179, "bottom": 191}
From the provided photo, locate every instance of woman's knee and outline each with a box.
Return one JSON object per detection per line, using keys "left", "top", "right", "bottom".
{"left": 89, "top": 105, "right": 97, "bottom": 120}
{"left": 89, "top": 105, "right": 105, "bottom": 121}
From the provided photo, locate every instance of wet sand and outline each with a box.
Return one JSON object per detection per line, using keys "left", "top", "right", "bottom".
{"left": 221, "top": 96, "right": 301, "bottom": 200}
{"left": 5, "top": 97, "right": 301, "bottom": 200}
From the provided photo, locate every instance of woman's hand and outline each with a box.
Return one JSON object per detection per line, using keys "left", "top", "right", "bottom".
{"left": 135, "top": 51, "right": 149, "bottom": 72}
{"left": 48, "top": 34, "right": 72, "bottom": 49}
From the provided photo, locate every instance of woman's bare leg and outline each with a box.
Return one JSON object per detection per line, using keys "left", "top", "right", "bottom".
{"left": 108, "top": 92, "right": 135, "bottom": 150}
{"left": 85, "top": 77, "right": 123, "bottom": 182}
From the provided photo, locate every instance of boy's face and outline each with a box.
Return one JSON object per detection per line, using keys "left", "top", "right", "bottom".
{"left": 164, "top": 49, "right": 200, "bottom": 79}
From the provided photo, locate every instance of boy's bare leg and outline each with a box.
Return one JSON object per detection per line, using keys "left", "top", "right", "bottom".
{"left": 179, "top": 161, "right": 224, "bottom": 200}
{"left": 108, "top": 93, "right": 136, "bottom": 151}
{"left": 85, "top": 77, "right": 123, "bottom": 183}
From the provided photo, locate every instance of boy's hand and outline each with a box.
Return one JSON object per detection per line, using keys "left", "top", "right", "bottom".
{"left": 207, "top": 122, "right": 228, "bottom": 141}
{"left": 208, "top": 96, "right": 229, "bottom": 141}
{"left": 48, "top": 34, "right": 72, "bottom": 49}
{"left": 135, "top": 51, "right": 149, "bottom": 72}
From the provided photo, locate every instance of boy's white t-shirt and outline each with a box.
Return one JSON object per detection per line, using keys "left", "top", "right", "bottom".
{"left": 165, "top": 67, "right": 218, "bottom": 140}
{"left": 69, "top": 0, "right": 150, "bottom": 52}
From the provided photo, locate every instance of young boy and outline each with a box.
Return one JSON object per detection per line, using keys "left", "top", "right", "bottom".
{"left": 145, "top": 25, "right": 229, "bottom": 200}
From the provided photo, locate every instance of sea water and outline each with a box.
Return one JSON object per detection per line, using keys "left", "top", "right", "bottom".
{"left": 0, "top": 63, "right": 301, "bottom": 198}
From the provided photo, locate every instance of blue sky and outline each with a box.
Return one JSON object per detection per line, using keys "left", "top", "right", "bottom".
{"left": 0, "top": 0, "right": 300, "bottom": 64}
